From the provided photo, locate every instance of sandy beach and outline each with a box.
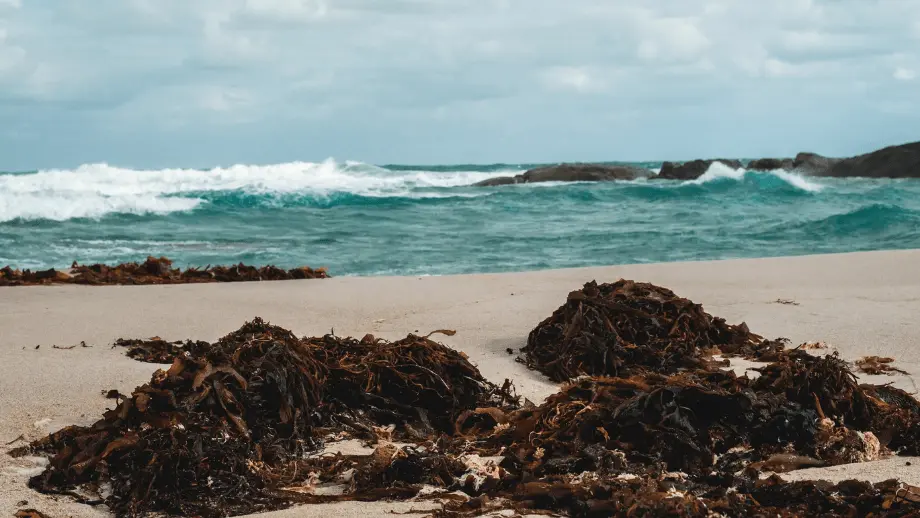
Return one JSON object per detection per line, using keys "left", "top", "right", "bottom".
{"left": 3, "top": 249, "right": 920, "bottom": 517}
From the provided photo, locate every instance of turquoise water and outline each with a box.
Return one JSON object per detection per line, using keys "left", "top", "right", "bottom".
{"left": 2, "top": 160, "right": 919, "bottom": 275}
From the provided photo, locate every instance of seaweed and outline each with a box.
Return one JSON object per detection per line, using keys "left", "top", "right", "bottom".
{"left": 17, "top": 279, "right": 920, "bottom": 517}
{"left": 0, "top": 257, "right": 328, "bottom": 286}
{"left": 113, "top": 337, "right": 211, "bottom": 364}
{"left": 857, "top": 356, "right": 910, "bottom": 376}
{"left": 520, "top": 280, "right": 767, "bottom": 382}
{"left": 20, "top": 319, "right": 515, "bottom": 517}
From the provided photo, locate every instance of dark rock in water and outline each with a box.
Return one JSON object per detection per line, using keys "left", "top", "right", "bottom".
{"left": 472, "top": 141, "right": 920, "bottom": 185}
{"left": 472, "top": 163, "right": 650, "bottom": 186}
{"left": 748, "top": 158, "right": 795, "bottom": 171}
{"left": 789, "top": 142, "right": 920, "bottom": 178}
{"left": 473, "top": 176, "right": 521, "bottom": 187}
{"left": 820, "top": 141, "right": 920, "bottom": 178}
{"left": 656, "top": 159, "right": 743, "bottom": 180}
{"left": 792, "top": 152, "right": 842, "bottom": 176}
{"left": 521, "top": 164, "right": 650, "bottom": 182}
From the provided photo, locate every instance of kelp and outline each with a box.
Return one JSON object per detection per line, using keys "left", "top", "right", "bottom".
{"left": 113, "top": 337, "right": 211, "bottom": 364}
{"left": 520, "top": 280, "right": 769, "bottom": 382}
{"left": 16, "top": 279, "right": 920, "bottom": 517}
{"left": 19, "top": 318, "right": 516, "bottom": 517}
{"left": 436, "top": 476, "right": 920, "bottom": 517}
{"left": 857, "top": 356, "right": 910, "bottom": 376}
{"left": 0, "top": 256, "right": 328, "bottom": 286}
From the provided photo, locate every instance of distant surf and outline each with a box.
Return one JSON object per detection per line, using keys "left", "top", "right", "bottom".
{"left": 2, "top": 160, "right": 919, "bottom": 275}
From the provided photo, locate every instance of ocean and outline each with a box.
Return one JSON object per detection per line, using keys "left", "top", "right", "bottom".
{"left": 1, "top": 160, "right": 919, "bottom": 276}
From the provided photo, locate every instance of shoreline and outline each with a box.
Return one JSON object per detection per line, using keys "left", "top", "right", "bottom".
{"left": 3, "top": 247, "right": 918, "bottom": 285}
{"left": 3, "top": 249, "right": 920, "bottom": 516}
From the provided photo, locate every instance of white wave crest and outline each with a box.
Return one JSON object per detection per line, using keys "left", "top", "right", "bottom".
{"left": 687, "top": 162, "right": 747, "bottom": 184}
{"left": 0, "top": 160, "right": 514, "bottom": 222}
{"left": 767, "top": 168, "right": 825, "bottom": 192}
{"left": 688, "top": 162, "right": 823, "bottom": 192}
{"left": 0, "top": 193, "right": 202, "bottom": 222}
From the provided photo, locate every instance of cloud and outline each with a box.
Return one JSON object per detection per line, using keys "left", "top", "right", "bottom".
{"left": 1, "top": 0, "right": 919, "bottom": 169}
{"left": 636, "top": 16, "right": 711, "bottom": 63}
{"left": 540, "top": 67, "right": 611, "bottom": 94}
{"left": 241, "top": 0, "right": 328, "bottom": 22}
{"left": 0, "top": 28, "right": 25, "bottom": 75}
{"left": 894, "top": 67, "right": 917, "bottom": 81}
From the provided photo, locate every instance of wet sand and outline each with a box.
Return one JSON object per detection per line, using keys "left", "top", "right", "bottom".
{"left": 2, "top": 249, "right": 920, "bottom": 517}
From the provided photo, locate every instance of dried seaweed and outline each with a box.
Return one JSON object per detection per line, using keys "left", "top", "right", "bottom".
{"left": 857, "top": 356, "right": 910, "bottom": 376}
{"left": 21, "top": 318, "right": 515, "bottom": 517}
{"left": 113, "top": 337, "right": 211, "bottom": 364}
{"left": 801, "top": 341, "right": 829, "bottom": 350}
{"left": 520, "top": 280, "right": 768, "bottom": 381}
{"left": 18, "top": 279, "right": 920, "bottom": 518}
{"left": 0, "top": 256, "right": 328, "bottom": 286}
{"left": 437, "top": 476, "right": 920, "bottom": 517}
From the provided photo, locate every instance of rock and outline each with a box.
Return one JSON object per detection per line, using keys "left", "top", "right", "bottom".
{"left": 792, "top": 152, "right": 841, "bottom": 176}
{"left": 473, "top": 176, "right": 521, "bottom": 187}
{"left": 747, "top": 158, "right": 794, "bottom": 171}
{"left": 521, "top": 164, "right": 650, "bottom": 183}
{"left": 656, "top": 159, "right": 743, "bottom": 181}
{"left": 817, "top": 141, "right": 920, "bottom": 178}
{"left": 472, "top": 164, "right": 650, "bottom": 186}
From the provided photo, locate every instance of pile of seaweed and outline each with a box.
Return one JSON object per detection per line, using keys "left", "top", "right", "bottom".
{"left": 0, "top": 256, "right": 328, "bottom": 286}
{"left": 521, "top": 280, "right": 777, "bottom": 381}
{"left": 16, "top": 319, "right": 512, "bottom": 517}
{"left": 14, "top": 279, "right": 920, "bottom": 517}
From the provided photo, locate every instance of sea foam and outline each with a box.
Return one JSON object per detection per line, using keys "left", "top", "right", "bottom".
{"left": 0, "top": 160, "right": 514, "bottom": 222}
{"left": 688, "top": 162, "right": 824, "bottom": 192}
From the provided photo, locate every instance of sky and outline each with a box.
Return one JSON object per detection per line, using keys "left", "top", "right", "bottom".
{"left": 0, "top": 0, "right": 918, "bottom": 170}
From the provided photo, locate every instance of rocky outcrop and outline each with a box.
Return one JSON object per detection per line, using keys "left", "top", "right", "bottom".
{"left": 473, "top": 176, "right": 520, "bottom": 187}
{"left": 473, "top": 141, "right": 920, "bottom": 186}
{"left": 654, "top": 141, "right": 920, "bottom": 179}
{"left": 747, "top": 158, "right": 794, "bottom": 171}
{"left": 472, "top": 164, "right": 651, "bottom": 186}
{"left": 791, "top": 152, "right": 842, "bottom": 176}
{"left": 656, "top": 159, "right": 743, "bottom": 181}
{"left": 806, "top": 142, "right": 920, "bottom": 178}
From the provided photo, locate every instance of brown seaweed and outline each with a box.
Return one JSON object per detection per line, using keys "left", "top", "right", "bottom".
{"left": 0, "top": 256, "right": 328, "bottom": 286}
{"left": 20, "top": 318, "right": 515, "bottom": 517}
{"left": 520, "top": 280, "right": 771, "bottom": 381}
{"left": 857, "top": 356, "right": 910, "bottom": 376}
{"left": 436, "top": 476, "right": 920, "bottom": 517}
{"left": 519, "top": 280, "right": 873, "bottom": 385}
{"left": 17, "top": 279, "right": 920, "bottom": 518}
{"left": 112, "top": 337, "right": 211, "bottom": 364}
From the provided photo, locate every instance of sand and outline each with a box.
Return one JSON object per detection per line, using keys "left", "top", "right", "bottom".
{"left": 2, "top": 249, "right": 920, "bottom": 517}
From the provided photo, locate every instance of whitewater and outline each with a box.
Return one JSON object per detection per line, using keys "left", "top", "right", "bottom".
{"left": 2, "top": 160, "right": 919, "bottom": 275}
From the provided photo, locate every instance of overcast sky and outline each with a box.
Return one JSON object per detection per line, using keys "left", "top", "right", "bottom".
{"left": 1, "top": 0, "right": 918, "bottom": 170}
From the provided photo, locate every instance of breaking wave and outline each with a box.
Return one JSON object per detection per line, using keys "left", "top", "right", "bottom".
{"left": 0, "top": 160, "right": 516, "bottom": 222}
{"left": 0, "top": 159, "right": 874, "bottom": 223}
{"left": 2, "top": 156, "right": 918, "bottom": 274}
{"left": 687, "top": 162, "right": 824, "bottom": 192}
